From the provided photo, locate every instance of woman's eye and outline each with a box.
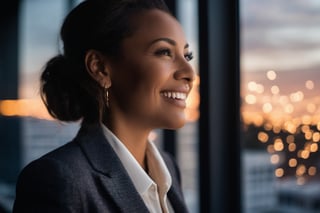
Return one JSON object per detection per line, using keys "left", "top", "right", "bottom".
{"left": 155, "top": 48, "right": 172, "bottom": 57}
{"left": 184, "top": 52, "right": 194, "bottom": 61}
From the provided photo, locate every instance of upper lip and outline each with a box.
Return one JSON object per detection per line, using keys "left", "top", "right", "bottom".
{"left": 160, "top": 84, "right": 191, "bottom": 94}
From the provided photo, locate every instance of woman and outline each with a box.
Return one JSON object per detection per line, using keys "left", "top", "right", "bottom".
{"left": 13, "top": 0, "right": 195, "bottom": 212}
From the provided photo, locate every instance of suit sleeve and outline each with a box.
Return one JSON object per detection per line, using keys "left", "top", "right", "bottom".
{"left": 12, "top": 158, "right": 81, "bottom": 213}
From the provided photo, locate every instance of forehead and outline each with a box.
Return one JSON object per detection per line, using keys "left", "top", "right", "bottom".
{"left": 125, "top": 9, "right": 187, "bottom": 47}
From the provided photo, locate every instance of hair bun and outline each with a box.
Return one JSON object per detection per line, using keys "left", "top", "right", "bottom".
{"left": 41, "top": 55, "right": 71, "bottom": 83}
{"left": 40, "top": 55, "right": 83, "bottom": 121}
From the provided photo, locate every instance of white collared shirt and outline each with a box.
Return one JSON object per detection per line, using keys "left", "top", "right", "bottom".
{"left": 101, "top": 125, "right": 174, "bottom": 213}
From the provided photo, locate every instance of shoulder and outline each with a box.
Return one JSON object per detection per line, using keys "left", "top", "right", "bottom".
{"left": 13, "top": 140, "right": 87, "bottom": 212}
{"left": 44, "top": 140, "right": 82, "bottom": 163}
{"left": 16, "top": 140, "right": 82, "bottom": 187}
{"left": 19, "top": 138, "right": 91, "bottom": 180}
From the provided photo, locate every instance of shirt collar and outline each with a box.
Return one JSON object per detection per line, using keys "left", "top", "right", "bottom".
{"left": 146, "top": 141, "right": 172, "bottom": 195}
{"left": 101, "top": 124, "right": 153, "bottom": 194}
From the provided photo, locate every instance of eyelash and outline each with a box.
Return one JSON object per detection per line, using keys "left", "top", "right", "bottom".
{"left": 155, "top": 48, "right": 172, "bottom": 57}
{"left": 155, "top": 48, "right": 194, "bottom": 62}
{"left": 184, "top": 52, "right": 193, "bottom": 61}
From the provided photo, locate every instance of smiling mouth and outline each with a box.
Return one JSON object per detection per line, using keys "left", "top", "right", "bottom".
{"left": 160, "top": 91, "right": 187, "bottom": 100}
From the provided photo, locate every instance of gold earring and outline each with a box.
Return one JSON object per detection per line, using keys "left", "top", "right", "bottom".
{"left": 104, "top": 86, "right": 109, "bottom": 108}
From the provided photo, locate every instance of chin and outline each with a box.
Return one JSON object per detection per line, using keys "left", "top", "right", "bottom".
{"left": 164, "top": 118, "right": 186, "bottom": 130}
{"left": 158, "top": 112, "right": 187, "bottom": 130}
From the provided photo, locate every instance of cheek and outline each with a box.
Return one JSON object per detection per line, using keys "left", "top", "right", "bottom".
{"left": 111, "top": 60, "right": 171, "bottom": 110}
{"left": 119, "top": 61, "right": 171, "bottom": 93}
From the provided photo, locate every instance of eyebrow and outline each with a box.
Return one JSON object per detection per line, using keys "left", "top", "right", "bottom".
{"left": 150, "top": 37, "right": 189, "bottom": 49}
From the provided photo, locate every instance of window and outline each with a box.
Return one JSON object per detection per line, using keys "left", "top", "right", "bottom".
{"left": 19, "top": 0, "right": 80, "bottom": 167}
{"left": 176, "top": 1, "right": 199, "bottom": 212}
{"left": 241, "top": 0, "right": 320, "bottom": 212}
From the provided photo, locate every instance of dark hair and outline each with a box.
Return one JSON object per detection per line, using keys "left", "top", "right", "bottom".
{"left": 40, "top": 0, "right": 170, "bottom": 123}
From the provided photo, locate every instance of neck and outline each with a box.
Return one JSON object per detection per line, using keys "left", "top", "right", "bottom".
{"left": 104, "top": 118, "right": 151, "bottom": 170}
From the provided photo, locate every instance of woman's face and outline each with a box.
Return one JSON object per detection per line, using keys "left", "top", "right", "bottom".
{"left": 109, "top": 9, "right": 195, "bottom": 130}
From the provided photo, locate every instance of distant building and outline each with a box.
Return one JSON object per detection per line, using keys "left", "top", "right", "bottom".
{"left": 21, "top": 117, "right": 80, "bottom": 166}
{"left": 242, "top": 150, "right": 278, "bottom": 213}
{"left": 0, "top": 117, "right": 80, "bottom": 213}
{"left": 243, "top": 150, "right": 320, "bottom": 213}
{"left": 275, "top": 178, "right": 320, "bottom": 213}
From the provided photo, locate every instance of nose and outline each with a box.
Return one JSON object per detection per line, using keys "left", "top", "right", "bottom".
{"left": 173, "top": 59, "right": 196, "bottom": 83}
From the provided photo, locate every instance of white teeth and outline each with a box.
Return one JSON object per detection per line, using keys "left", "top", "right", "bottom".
{"left": 161, "top": 92, "right": 187, "bottom": 100}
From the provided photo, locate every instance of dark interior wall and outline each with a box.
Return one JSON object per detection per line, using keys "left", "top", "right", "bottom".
{"left": 0, "top": 0, "right": 21, "bottom": 183}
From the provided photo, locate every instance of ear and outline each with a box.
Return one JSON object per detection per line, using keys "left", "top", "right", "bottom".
{"left": 85, "top": 49, "right": 112, "bottom": 88}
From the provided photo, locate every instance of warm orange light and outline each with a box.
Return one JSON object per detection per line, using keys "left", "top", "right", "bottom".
{"left": 284, "top": 104, "right": 294, "bottom": 114}
{"left": 274, "top": 138, "right": 284, "bottom": 151}
{"left": 0, "top": 99, "right": 52, "bottom": 120}
{"left": 283, "top": 121, "right": 297, "bottom": 134}
{"left": 301, "top": 125, "right": 310, "bottom": 133}
{"left": 302, "top": 115, "right": 312, "bottom": 125}
{"left": 241, "top": 69, "right": 320, "bottom": 182}
{"left": 271, "top": 85, "right": 280, "bottom": 95}
{"left": 312, "top": 132, "right": 320, "bottom": 142}
{"left": 305, "top": 80, "right": 314, "bottom": 90}
{"left": 288, "top": 158, "right": 297, "bottom": 167}
{"left": 241, "top": 111, "right": 264, "bottom": 126}
{"left": 257, "top": 131, "right": 268, "bottom": 143}
{"left": 290, "top": 91, "right": 304, "bottom": 102}
{"left": 247, "top": 81, "right": 257, "bottom": 91}
{"left": 275, "top": 168, "right": 284, "bottom": 177}
{"left": 307, "top": 103, "right": 316, "bottom": 113}
{"left": 186, "top": 75, "right": 200, "bottom": 122}
{"left": 245, "top": 94, "right": 257, "bottom": 104}
{"left": 267, "top": 70, "right": 277, "bottom": 81}
{"left": 267, "top": 144, "right": 275, "bottom": 153}
{"left": 286, "top": 135, "right": 295, "bottom": 144}
{"left": 288, "top": 143, "right": 296, "bottom": 152}
{"left": 300, "top": 150, "right": 310, "bottom": 159}
{"left": 310, "top": 143, "right": 318, "bottom": 152}
{"left": 264, "top": 122, "right": 273, "bottom": 131}
{"left": 305, "top": 130, "right": 313, "bottom": 140}
{"left": 296, "top": 164, "right": 306, "bottom": 176}
{"left": 262, "top": 103, "right": 273, "bottom": 113}
{"left": 308, "top": 166, "right": 317, "bottom": 176}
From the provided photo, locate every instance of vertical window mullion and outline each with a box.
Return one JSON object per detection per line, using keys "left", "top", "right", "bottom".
{"left": 198, "top": 0, "right": 241, "bottom": 212}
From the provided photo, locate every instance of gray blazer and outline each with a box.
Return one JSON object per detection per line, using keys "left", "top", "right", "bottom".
{"left": 13, "top": 123, "right": 189, "bottom": 213}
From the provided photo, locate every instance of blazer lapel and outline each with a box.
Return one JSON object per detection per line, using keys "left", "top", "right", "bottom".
{"left": 168, "top": 186, "right": 189, "bottom": 213}
{"left": 75, "top": 123, "right": 149, "bottom": 213}
{"left": 162, "top": 152, "right": 189, "bottom": 213}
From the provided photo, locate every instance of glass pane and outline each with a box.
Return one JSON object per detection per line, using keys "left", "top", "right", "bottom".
{"left": 177, "top": 0, "right": 199, "bottom": 212}
{"left": 19, "top": 0, "right": 80, "bottom": 167}
{"left": 0, "top": 1, "right": 82, "bottom": 212}
{"left": 241, "top": 0, "right": 320, "bottom": 212}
